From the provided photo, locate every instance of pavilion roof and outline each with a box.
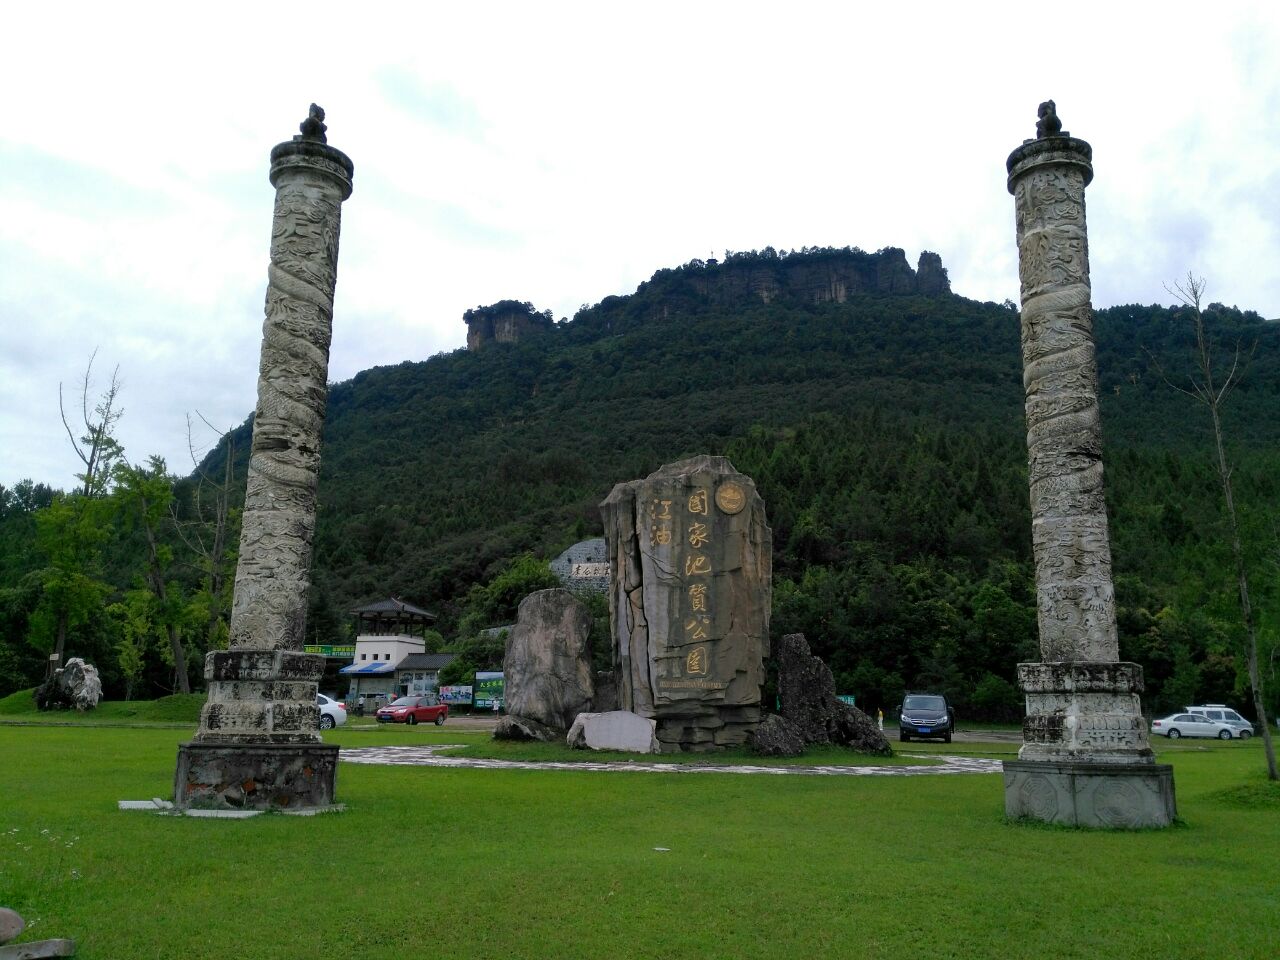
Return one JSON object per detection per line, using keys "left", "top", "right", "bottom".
{"left": 350, "top": 597, "right": 436, "bottom": 620}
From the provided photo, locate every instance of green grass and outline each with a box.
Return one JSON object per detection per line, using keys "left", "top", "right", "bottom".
{"left": 1, "top": 726, "right": 1277, "bottom": 959}
{"left": 0, "top": 689, "right": 205, "bottom": 725}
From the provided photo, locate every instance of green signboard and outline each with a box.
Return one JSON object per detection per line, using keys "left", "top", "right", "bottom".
{"left": 474, "top": 671, "right": 505, "bottom": 709}
{"left": 304, "top": 644, "right": 356, "bottom": 658}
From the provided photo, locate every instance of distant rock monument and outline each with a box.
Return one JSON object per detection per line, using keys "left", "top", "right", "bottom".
{"left": 601, "top": 456, "right": 771, "bottom": 751}
{"left": 1002, "top": 101, "right": 1175, "bottom": 827}
{"left": 173, "top": 105, "right": 354, "bottom": 810}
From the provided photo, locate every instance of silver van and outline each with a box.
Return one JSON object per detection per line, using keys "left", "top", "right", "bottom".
{"left": 1185, "top": 704, "right": 1254, "bottom": 739}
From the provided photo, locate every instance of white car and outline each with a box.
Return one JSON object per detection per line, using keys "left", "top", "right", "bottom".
{"left": 1151, "top": 712, "right": 1236, "bottom": 740}
{"left": 317, "top": 693, "right": 348, "bottom": 730}
{"left": 1184, "top": 704, "right": 1254, "bottom": 739}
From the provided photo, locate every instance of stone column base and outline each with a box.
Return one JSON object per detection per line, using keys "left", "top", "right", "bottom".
{"left": 174, "top": 741, "right": 339, "bottom": 810}
{"left": 1003, "top": 759, "right": 1175, "bottom": 828}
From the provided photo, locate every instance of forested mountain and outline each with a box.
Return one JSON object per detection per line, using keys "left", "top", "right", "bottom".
{"left": 3, "top": 246, "right": 1277, "bottom": 719}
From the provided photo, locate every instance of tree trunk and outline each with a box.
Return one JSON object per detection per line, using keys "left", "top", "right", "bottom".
{"left": 207, "top": 435, "right": 233, "bottom": 645}
{"left": 1210, "top": 404, "right": 1277, "bottom": 779}
{"left": 140, "top": 492, "right": 190, "bottom": 695}
{"left": 53, "top": 611, "right": 67, "bottom": 677}
{"left": 167, "top": 624, "right": 190, "bottom": 696}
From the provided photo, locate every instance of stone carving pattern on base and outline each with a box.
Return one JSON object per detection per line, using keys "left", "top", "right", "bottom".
{"left": 1092, "top": 777, "right": 1144, "bottom": 829}
{"left": 1018, "top": 773, "right": 1060, "bottom": 821}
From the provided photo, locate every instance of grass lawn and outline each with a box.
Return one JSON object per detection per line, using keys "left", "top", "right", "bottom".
{"left": 0, "top": 689, "right": 206, "bottom": 726}
{"left": 1, "top": 724, "right": 1277, "bottom": 959}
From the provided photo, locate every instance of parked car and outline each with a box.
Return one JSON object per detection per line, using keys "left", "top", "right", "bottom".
{"left": 1151, "top": 712, "right": 1236, "bottom": 740}
{"left": 377, "top": 694, "right": 448, "bottom": 726}
{"left": 317, "top": 693, "right": 347, "bottom": 730}
{"left": 1184, "top": 704, "right": 1255, "bottom": 739}
{"left": 899, "top": 692, "right": 954, "bottom": 743}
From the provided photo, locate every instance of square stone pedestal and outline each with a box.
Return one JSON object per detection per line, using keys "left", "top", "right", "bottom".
{"left": 174, "top": 742, "right": 339, "bottom": 810}
{"left": 1003, "top": 759, "right": 1176, "bottom": 828}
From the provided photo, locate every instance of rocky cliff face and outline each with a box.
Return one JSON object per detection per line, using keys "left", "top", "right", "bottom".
{"left": 464, "top": 300, "right": 554, "bottom": 351}
{"left": 465, "top": 248, "right": 951, "bottom": 351}
{"left": 684, "top": 248, "right": 950, "bottom": 306}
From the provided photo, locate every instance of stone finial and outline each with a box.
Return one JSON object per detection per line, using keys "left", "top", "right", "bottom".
{"left": 1035, "top": 99, "right": 1064, "bottom": 138}
{"left": 299, "top": 103, "right": 328, "bottom": 143}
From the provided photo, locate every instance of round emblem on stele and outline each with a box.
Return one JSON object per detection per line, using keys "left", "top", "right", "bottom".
{"left": 715, "top": 481, "right": 746, "bottom": 515}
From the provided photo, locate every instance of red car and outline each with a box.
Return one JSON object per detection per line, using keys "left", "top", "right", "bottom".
{"left": 376, "top": 694, "right": 448, "bottom": 726}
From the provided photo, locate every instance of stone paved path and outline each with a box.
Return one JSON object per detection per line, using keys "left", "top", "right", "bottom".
{"left": 340, "top": 744, "right": 1002, "bottom": 777}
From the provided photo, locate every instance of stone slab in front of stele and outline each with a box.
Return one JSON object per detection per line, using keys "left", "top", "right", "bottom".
{"left": 173, "top": 742, "right": 339, "bottom": 810}
{"left": 567, "top": 710, "right": 659, "bottom": 753}
{"left": 1003, "top": 759, "right": 1176, "bottom": 829}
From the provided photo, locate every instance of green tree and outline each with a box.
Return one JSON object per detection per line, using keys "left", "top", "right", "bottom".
{"left": 29, "top": 495, "right": 110, "bottom": 673}
{"left": 114, "top": 458, "right": 191, "bottom": 693}
{"left": 106, "top": 590, "right": 156, "bottom": 701}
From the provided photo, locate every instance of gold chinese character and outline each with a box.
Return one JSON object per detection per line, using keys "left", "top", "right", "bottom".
{"left": 684, "top": 617, "right": 709, "bottom": 640}
{"left": 686, "top": 646, "right": 708, "bottom": 676}
{"left": 684, "top": 554, "right": 711, "bottom": 576}
{"left": 650, "top": 524, "right": 672, "bottom": 547}
{"left": 688, "top": 583, "right": 708, "bottom": 612}
{"left": 687, "top": 521, "right": 709, "bottom": 548}
{"left": 650, "top": 499, "right": 673, "bottom": 520}
{"left": 688, "top": 490, "right": 709, "bottom": 516}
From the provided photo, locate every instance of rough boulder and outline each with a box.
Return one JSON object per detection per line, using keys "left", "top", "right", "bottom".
{"left": 748, "top": 713, "right": 806, "bottom": 757}
{"left": 777, "top": 633, "right": 891, "bottom": 755}
{"left": 493, "top": 714, "right": 561, "bottom": 743}
{"left": 34, "top": 657, "right": 103, "bottom": 712}
{"left": 502, "top": 588, "right": 594, "bottom": 731}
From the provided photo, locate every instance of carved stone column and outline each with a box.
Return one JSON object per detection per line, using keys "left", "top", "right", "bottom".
{"left": 174, "top": 106, "right": 353, "bottom": 810}
{"left": 1001, "top": 101, "right": 1175, "bottom": 828}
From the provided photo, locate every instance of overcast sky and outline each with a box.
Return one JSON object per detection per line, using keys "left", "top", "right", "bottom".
{"left": 2, "top": 2, "right": 1277, "bottom": 491}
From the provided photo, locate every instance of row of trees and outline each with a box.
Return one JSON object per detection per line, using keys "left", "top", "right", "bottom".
{"left": 0, "top": 358, "right": 238, "bottom": 700}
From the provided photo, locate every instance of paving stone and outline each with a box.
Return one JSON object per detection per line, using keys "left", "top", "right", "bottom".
{"left": 340, "top": 745, "right": 1001, "bottom": 777}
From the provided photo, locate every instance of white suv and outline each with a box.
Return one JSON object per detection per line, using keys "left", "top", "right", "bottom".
{"left": 1185, "top": 704, "right": 1254, "bottom": 739}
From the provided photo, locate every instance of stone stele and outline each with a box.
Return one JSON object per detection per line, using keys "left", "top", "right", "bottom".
{"left": 601, "top": 455, "right": 771, "bottom": 751}
{"left": 1003, "top": 101, "right": 1174, "bottom": 828}
{"left": 503, "top": 588, "right": 594, "bottom": 730}
{"left": 173, "top": 105, "right": 353, "bottom": 810}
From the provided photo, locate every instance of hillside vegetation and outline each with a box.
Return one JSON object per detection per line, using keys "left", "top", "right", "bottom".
{"left": 2, "top": 247, "right": 1277, "bottom": 719}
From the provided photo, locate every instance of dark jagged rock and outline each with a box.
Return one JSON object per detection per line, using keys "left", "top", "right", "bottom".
{"left": 777, "top": 633, "right": 892, "bottom": 755}
{"left": 749, "top": 713, "right": 806, "bottom": 757}
{"left": 493, "top": 714, "right": 560, "bottom": 742}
